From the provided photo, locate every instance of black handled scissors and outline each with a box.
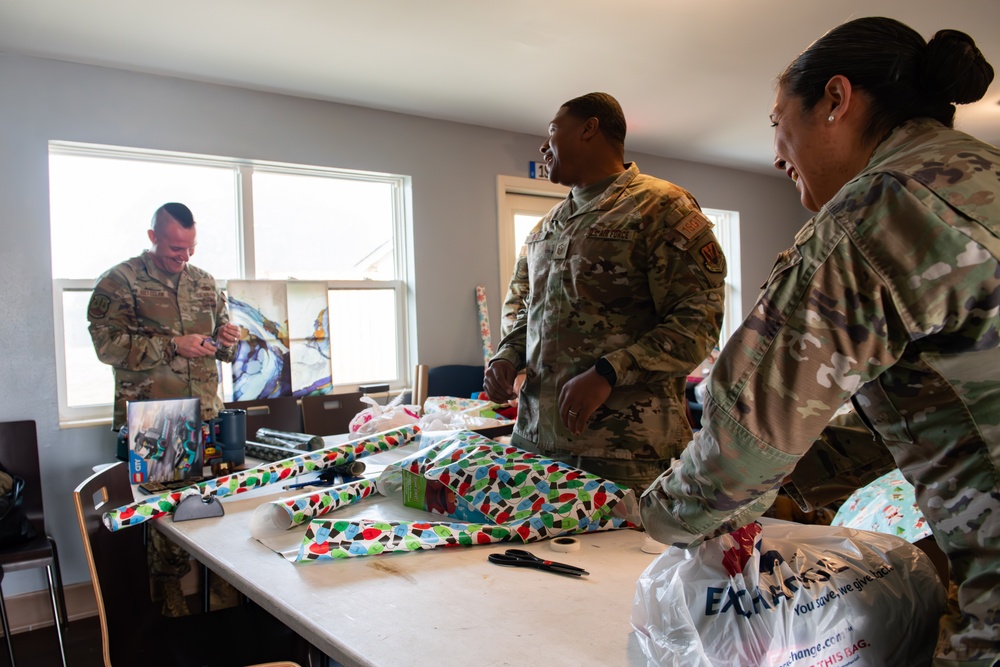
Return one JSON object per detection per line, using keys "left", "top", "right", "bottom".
{"left": 488, "top": 549, "right": 589, "bottom": 577}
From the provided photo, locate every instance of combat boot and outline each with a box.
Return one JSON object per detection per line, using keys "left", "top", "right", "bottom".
{"left": 160, "top": 579, "right": 190, "bottom": 617}
{"left": 208, "top": 575, "right": 241, "bottom": 610}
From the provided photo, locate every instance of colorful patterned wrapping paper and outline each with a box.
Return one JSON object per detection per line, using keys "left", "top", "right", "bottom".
{"left": 103, "top": 425, "right": 419, "bottom": 532}
{"left": 475, "top": 285, "right": 493, "bottom": 368}
{"left": 423, "top": 397, "right": 495, "bottom": 414}
{"left": 394, "top": 431, "right": 638, "bottom": 540}
{"left": 254, "top": 478, "right": 378, "bottom": 531}
{"left": 831, "top": 468, "right": 931, "bottom": 543}
{"left": 290, "top": 430, "right": 639, "bottom": 561}
{"left": 299, "top": 519, "right": 513, "bottom": 561}
{"left": 419, "top": 397, "right": 514, "bottom": 433}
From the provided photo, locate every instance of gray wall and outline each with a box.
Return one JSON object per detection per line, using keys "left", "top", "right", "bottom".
{"left": 0, "top": 52, "right": 806, "bottom": 595}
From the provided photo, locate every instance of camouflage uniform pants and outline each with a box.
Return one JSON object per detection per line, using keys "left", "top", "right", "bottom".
{"left": 147, "top": 528, "right": 191, "bottom": 581}
{"left": 510, "top": 432, "right": 666, "bottom": 492}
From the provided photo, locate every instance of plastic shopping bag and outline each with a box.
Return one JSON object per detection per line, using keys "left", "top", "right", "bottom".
{"left": 631, "top": 520, "right": 945, "bottom": 667}
{"left": 348, "top": 395, "right": 420, "bottom": 436}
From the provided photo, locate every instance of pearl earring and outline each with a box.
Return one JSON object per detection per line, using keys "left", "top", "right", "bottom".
{"left": 828, "top": 115, "right": 835, "bottom": 122}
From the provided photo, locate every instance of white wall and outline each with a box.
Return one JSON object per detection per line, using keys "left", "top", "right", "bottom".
{"left": 0, "top": 52, "right": 806, "bottom": 595}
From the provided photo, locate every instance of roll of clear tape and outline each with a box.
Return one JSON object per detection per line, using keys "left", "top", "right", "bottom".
{"left": 550, "top": 536, "right": 580, "bottom": 553}
{"left": 640, "top": 534, "right": 667, "bottom": 554}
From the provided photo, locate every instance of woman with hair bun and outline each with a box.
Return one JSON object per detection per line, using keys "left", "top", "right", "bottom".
{"left": 640, "top": 16, "right": 999, "bottom": 665}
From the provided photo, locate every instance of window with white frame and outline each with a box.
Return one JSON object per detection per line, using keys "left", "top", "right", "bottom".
{"left": 702, "top": 208, "right": 742, "bottom": 348}
{"left": 49, "top": 142, "right": 411, "bottom": 425}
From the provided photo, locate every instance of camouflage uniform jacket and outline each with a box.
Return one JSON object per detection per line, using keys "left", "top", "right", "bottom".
{"left": 640, "top": 120, "right": 1000, "bottom": 664}
{"left": 88, "top": 251, "right": 235, "bottom": 429}
{"left": 492, "top": 163, "right": 726, "bottom": 460}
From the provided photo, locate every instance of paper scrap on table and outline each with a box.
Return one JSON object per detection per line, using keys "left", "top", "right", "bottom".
{"left": 102, "top": 425, "right": 419, "bottom": 531}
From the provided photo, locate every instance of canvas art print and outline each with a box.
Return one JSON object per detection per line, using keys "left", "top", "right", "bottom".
{"left": 228, "top": 280, "right": 332, "bottom": 400}
{"left": 228, "top": 280, "right": 291, "bottom": 400}
{"left": 287, "top": 281, "right": 333, "bottom": 396}
{"left": 127, "top": 397, "right": 202, "bottom": 483}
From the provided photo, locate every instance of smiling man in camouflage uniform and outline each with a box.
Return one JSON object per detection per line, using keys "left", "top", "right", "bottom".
{"left": 484, "top": 92, "right": 726, "bottom": 491}
{"left": 88, "top": 203, "right": 239, "bottom": 435}
{"left": 88, "top": 202, "right": 240, "bottom": 617}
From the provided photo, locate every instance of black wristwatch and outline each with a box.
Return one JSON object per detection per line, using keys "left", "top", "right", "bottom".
{"left": 594, "top": 357, "right": 617, "bottom": 387}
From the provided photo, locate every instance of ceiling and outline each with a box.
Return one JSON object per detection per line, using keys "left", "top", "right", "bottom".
{"left": 2, "top": 0, "right": 998, "bottom": 176}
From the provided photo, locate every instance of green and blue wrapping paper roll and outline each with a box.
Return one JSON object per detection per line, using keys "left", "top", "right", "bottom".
{"left": 298, "top": 519, "right": 513, "bottom": 561}
{"left": 476, "top": 284, "right": 493, "bottom": 368}
{"left": 254, "top": 478, "right": 378, "bottom": 531}
{"left": 423, "top": 396, "right": 495, "bottom": 414}
{"left": 102, "top": 425, "right": 419, "bottom": 531}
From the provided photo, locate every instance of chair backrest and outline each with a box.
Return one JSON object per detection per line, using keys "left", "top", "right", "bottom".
{"left": 300, "top": 392, "right": 364, "bottom": 436}
{"left": 0, "top": 420, "right": 47, "bottom": 535}
{"left": 74, "top": 463, "right": 310, "bottom": 667}
{"left": 226, "top": 396, "right": 304, "bottom": 438}
{"left": 427, "top": 364, "right": 486, "bottom": 399}
{"left": 73, "top": 462, "right": 152, "bottom": 667}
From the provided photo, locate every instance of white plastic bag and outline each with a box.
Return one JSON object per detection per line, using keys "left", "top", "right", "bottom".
{"left": 348, "top": 394, "right": 420, "bottom": 435}
{"left": 631, "top": 520, "right": 945, "bottom": 667}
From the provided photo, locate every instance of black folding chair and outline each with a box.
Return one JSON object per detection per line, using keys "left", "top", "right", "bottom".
{"left": 0, "top": 420, "right": 67, "bottom": 667}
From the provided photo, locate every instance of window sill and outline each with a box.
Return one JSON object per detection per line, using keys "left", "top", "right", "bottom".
{"left": 60, "top": 416, "right": 113, "bottom": 430}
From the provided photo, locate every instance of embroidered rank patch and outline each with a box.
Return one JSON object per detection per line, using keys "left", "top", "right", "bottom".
{"left": 699, "top": 241, "right": 726, "bottom": 273}
{"left": 676, "top": 211, "right": 709, "bottom": 241}
{"left": 586, "top": 227, "right": 634, "bottom": 241}
{"left": 88, "top": 294, "right": 111, "bottom": 320}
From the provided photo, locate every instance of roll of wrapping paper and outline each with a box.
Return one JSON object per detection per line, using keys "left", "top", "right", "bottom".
{"left": 254, "top": 478, "right": 378, "bottom": 531}
{"left": 102, "top": 425, "right": 419, "bottom": 532}
{"left": 297, "top": 519, "right": 514, "bottom": 561}
{"left": 413, "top": 364, "right": 429, "bottom": 414}
{"left": 244, "top": 439, "right": 308, "bottom": 462}
{"left": 475, "top": 285, "right": 492, "bottom": 368}
{"left": 255, "top": 428, "right": 325, "bottom": 451}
